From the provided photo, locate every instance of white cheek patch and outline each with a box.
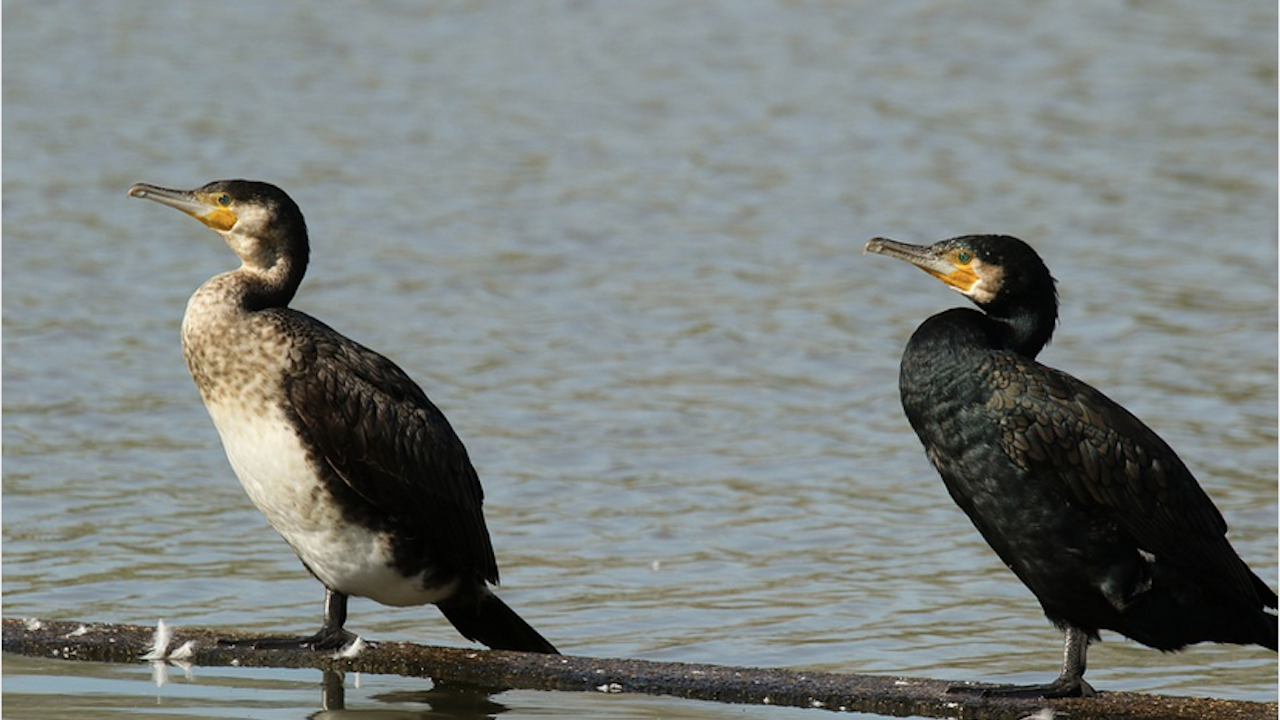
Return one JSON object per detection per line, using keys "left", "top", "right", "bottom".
{"left": 222, "top": 204, "right": 281, "bottom": 268}
{"left": 965, "top": 258, "right": 1003, "bottom": 304}
{"left": 233, "top": 203, "right": 273, "bottom": 229}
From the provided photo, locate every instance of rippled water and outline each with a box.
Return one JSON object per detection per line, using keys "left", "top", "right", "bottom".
{"left": 4, "top": 1, "right": 1276, "bottom": 716}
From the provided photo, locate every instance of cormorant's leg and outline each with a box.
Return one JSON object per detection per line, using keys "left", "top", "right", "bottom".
{"left": 218, "top": 588, "right": 360, "bottom": 650}
{"left": 1044, "top": 625, "right": 1096, "bottom": 697}
{"left": 301, "top": 588, "right": 360, "bottom": 649}
{"left": 948, "top": 626, "right": 1096, "bottom": 698}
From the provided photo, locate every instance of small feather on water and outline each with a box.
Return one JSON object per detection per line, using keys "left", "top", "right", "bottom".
{"left": 332, "top": 636, "right": 367, "bottom": 659}
{"left": 142, "top": 619, "right": 171, "bottom": 661}
{"left": 168, "top": 640, "right": 197, "bottom": 660}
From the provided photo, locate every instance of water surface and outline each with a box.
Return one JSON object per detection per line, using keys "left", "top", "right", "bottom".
{"left": 4, "top": 1, "right": 1276, "bottom": 716}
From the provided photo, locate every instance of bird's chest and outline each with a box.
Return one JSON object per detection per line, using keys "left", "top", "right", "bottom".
{"left": 181, "top": 299, "right": 325, "bottom": 530}
{"left": 903, "top": 352, "right": 1071, "bottom": 520}
{"left": 199, "top": 370, "right": 450, "bottom": 606}
{"left": 202, "top": 395, "right": 338, "bottom": 533}
{"left": 181, "top": 301, "right": 299, "bottom": 404}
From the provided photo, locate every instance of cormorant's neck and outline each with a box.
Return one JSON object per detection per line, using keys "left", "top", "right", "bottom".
{"left": 222, "top": 226, "right": 309, "bottom": 310}
{"left": 983, "top": 290, "right": 1057, "bottom": 359}
{"left": 238, "top": 251, "right": 306, "bottom": 310}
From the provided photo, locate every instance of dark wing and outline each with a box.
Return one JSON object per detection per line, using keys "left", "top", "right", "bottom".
{"left": 277, "top": 311, "right": 499, "bottom": 584}
{"left": 984, "top": 351, "right": 1262, "bottom": 603}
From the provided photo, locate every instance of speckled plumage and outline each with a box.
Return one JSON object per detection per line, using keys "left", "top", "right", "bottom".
{"left": 132, "top": 179, "right": 557, "bottom": 654}
{"left": 868, "top": 234, "right": 1275, "bottom": 698}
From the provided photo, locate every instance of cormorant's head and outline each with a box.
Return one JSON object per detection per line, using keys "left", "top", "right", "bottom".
{"left": 128, "top": 180, "right": 308, "bottom": 273}
{"left": 864, "top": 234, "right": 1056, "bottom": 312}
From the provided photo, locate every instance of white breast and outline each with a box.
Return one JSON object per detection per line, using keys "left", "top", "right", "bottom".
{"left": 202, "top": 398, "right": 456, "bottom": 607}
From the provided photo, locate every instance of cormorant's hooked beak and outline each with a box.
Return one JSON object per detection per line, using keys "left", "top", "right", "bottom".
{"left": 864, "top": 237, "right": 980, "bottom": 295}
{"left": 128, "top": 183, "right": 238, "bottom": 232}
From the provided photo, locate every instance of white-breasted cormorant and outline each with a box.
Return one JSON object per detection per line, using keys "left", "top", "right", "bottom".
{"left": 129, "top": 179, "right": 558, "bottom": 654}
{"left": 866, "top": 234, "right": 1275, "bottom": 697}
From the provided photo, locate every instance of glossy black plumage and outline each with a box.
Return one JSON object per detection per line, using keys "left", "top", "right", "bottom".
{"left": 285, "top": 322, "right": 497, "bottom": 583}
{"left": 867, "top": 234, "right": 1275, "bottom": 697}
{"left": 129, "top": 179, "right": 558, "bottom": 655}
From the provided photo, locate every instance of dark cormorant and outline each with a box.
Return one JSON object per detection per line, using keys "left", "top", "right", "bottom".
{"left": 865, "top": 234, "right": 1276, "bottom": 697}
{"left": 128, "top": 179, "right": 558, "bottom": 654}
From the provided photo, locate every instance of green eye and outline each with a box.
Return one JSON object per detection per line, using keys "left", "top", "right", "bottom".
{"left": 956, "top": 251, "right": 973, "bottom": 264}
{"left": 217, "top": 194, "right": 232, "bottom": 206}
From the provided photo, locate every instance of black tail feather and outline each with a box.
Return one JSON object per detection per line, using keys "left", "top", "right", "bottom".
{"left": 1259, "top": 611, "right": 1277, "bottom": 651}
{"left": 438, "top": 590, "right": 559, "bottom": 654}
{"left": 1253, "top": 572, "right": 1277, "bottom": 610}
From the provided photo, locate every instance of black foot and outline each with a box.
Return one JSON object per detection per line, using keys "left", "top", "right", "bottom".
{"left": 217, "top": 626, "right": 361, "bottom": 651}
{"left": 946, "top": 677, "right": 1096, "bottom": 699}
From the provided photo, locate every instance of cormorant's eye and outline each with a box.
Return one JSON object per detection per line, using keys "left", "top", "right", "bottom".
{"left": 217, "top": 194, "right": 232, "bottom": 207}
{"left": 956, "top": 250, "right": 973, "bottom": 264}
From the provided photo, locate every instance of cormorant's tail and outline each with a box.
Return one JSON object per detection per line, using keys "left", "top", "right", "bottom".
{"left": 1259, "top": 613, "right": 1277, "bottom": 651}
{"left": 1253, "top": 573, "right": 1277, "bottom": 610}
{"left": 439, "top": 590, "right": 559, "bottom": 654}
{"left": 1250, "top": 571, "right": 1276, "bottom": 651}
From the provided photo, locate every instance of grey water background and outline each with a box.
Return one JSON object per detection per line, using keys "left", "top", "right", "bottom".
{"left": 3, "top": 1, "right": 1276, "bottom": 717}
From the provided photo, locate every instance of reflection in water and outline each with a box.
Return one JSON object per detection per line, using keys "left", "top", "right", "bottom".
{"left": 313, "top": 670, "right": 510, "bottom": 720}
{"left": 320, "top": 670, "right": 344, "bottom": 713}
